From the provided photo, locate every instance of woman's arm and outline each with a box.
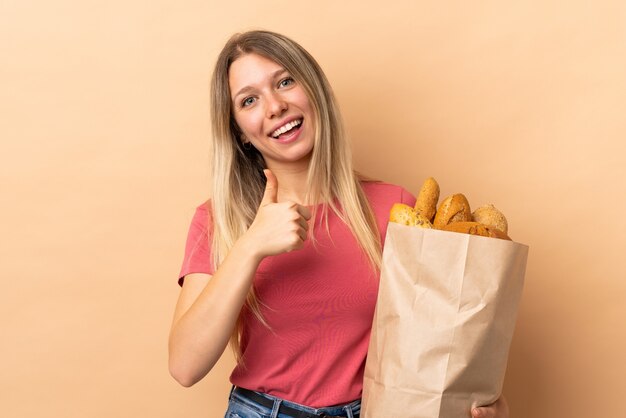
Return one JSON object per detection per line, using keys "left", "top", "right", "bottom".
{"left": 168, "top": 238, "right": 262, "bottom": 387}
{"left": 168, "top": 170, "right": 311, "bottom": 387}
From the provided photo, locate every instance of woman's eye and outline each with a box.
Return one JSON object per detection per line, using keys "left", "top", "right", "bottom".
{"left": 242, "top": 97, "right": 256, "bottom": 107}
{"left": 279, "top": 77, "right": 295, "bottom": 88}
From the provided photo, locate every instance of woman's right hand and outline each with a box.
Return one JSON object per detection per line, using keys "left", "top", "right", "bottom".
{"left": 244, "top": 169, "right": 312, "bottom": 259}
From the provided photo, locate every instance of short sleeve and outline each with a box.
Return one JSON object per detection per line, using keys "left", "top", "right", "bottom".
{"left": 178, "top": 201, "right": 214, "bottom": 286}
{"left": 400, "top": 187, "right": 417, "bottom": 207}
{"left": 360, "top": 181, "right": 417, "bottom": 244}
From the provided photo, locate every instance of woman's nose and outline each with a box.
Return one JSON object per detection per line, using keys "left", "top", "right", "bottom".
{"left": 265, "top": 92, "right": 287, "bottom": 118}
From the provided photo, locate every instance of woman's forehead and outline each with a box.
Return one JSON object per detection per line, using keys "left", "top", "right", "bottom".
{"left": 229, "top": 53, "right": 284, "bottom": 79}
{"left": 228, "top": 53, "right": 287, "bottom": 95}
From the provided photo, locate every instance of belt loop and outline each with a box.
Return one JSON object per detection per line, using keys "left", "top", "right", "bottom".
{"left": 270, "top": 398, "right": 282, "bottom": 418}
{"left": 344, "top": 404, "right": 354, "bottom": 418}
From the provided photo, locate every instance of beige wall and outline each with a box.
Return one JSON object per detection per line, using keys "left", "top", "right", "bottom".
{"left": 2, "top": 1, "right": 625, "bottom": 417}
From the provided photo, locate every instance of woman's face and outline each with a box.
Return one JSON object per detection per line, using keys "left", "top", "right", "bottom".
{"left": 229, "top": 53, "right": 315, "bottom": 170}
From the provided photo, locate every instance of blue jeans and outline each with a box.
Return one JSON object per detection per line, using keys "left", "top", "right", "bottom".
{"left": 224, "top": 386, "right": 361, "bottom": 418}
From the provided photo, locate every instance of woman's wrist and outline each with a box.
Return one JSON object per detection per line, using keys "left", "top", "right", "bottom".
{"left": 232, "top": 234, "right": 265, "bottom": 266}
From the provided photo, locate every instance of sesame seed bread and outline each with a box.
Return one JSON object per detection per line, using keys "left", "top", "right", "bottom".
{"left": 389, "top": 203, "right": 433, "bottom": 228}
{"left": 471, "top": 204, "right": 509, "bottom": 235}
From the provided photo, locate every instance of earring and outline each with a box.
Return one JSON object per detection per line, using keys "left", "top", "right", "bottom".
{"left": 240, "top": 134, "right": 252, "bottom": 150}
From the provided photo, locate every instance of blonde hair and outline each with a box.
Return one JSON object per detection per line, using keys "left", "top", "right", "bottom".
{"left": 209, "top": 30, "right": 382, "bottom": 363}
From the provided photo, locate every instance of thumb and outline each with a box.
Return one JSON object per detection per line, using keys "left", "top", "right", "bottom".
{"left": 261, "top": 169, "right": 278, "bottom": 205}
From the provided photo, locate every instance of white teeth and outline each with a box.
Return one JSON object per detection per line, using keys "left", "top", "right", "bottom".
{"left": 271, "top": 119, "right": 302, "bottom": 138}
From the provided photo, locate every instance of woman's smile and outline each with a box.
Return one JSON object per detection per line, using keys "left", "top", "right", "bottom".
{"left": 269, "top": 118, "right": 304, "bottom": 143}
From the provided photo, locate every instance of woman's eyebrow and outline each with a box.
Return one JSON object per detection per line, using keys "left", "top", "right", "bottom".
{"left": 232, "top": 68, "right": 289, "bottom": 100}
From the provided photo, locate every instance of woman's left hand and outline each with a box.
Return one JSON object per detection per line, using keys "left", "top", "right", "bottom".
{"left": 471, "top": 395, "right": 509, "bottom": 418}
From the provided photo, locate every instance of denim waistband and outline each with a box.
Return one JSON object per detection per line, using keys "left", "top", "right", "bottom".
{"left": 228, "top": 386, "right": 361, "bottom": 418}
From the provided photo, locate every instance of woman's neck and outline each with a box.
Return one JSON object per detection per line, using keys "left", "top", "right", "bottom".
{"left": 266, "top": 163, "right": 311, "bottom": 205}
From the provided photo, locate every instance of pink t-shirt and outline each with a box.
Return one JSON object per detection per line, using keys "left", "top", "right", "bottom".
{"left": 178, "top": 181, "right": 416, "bottom": 407}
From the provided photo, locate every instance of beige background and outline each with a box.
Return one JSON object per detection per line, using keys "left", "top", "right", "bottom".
{"left": 2, "top": 1, "right": 625, "bottom": 417}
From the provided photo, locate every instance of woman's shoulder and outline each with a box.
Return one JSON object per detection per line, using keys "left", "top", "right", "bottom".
{"left": 360, "top": 179, "right": 406, "bottom": 193}
{"left": 194, "top": 199, "right": 211, "bottom": 213}
{"left": 357, "top": 180, "right": 416, "bottom": 235}
{"left": 189, "top": 199, "right": 211, "bottom": 217}
{"left": 360, "top": 179, "right": 416, "bottom": 205}
{"left": 187, "top": 199, "right": 213, "bottom": 229}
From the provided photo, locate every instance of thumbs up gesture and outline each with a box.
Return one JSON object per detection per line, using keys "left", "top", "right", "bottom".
{"left": 244, "top": 169, "right": 312, "bottom": 260}
{"left": 260, "top": 169, "right": 280, "bottom": 207}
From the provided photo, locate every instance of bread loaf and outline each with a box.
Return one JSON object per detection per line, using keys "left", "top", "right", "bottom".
{"left": 472, "top": 204, "right": 508, "bottom": 234}
{"left": 388, "top": 177, "right": 513, "bottom": 240}
{"left": 414, "top": 177, "right": 440, "bottom": 222}
{"left": 432, "top": 193, "right": 471, "bottom": 229}
{"left": 389, "top": 203, "right": 433, "bottom": 228}
{"left": 441, "top": 222, "right": 511, "bottom": 240}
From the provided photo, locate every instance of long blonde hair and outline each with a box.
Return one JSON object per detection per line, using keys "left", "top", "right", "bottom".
{"left": 209, "top": 30, "right": 382, "bottom": 363}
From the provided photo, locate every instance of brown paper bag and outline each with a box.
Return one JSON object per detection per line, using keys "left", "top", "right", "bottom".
{"left": 362, "top": 223, "right": 528, "bottom": 418}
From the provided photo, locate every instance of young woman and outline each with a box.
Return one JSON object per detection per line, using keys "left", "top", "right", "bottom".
{"left": 169, "top": 30, "right": 509, "bottom": 418}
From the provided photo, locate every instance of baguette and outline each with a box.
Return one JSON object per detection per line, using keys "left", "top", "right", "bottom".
{"left": 442, "top": 221, "right": 511, "bottom": 240}
{"left": 414, "top": 177, "right": 440, "bottom": 222}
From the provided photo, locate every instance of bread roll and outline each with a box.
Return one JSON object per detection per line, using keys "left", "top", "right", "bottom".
{"left": 432, "top": 193, "right": 471, "bottom": 229}
{"left": 414, "top": 177, "right": 440, "bottom": 222}
{"left": 389, "top": 203, "right": 433, "bottom": 228}
{"left": 442, "top": 221, "right": 511, "bottom": 240}
{"left": 472, "top": 204, "right": 508, "bottom": 234}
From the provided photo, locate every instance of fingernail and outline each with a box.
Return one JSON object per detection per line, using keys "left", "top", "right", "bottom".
{"left": 473, "top": 409, "right": 482, "bottom": 417}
